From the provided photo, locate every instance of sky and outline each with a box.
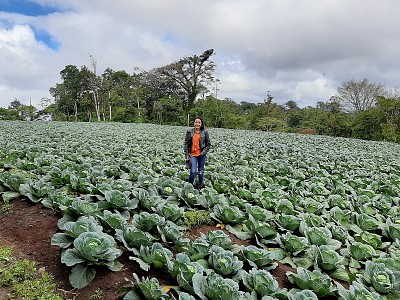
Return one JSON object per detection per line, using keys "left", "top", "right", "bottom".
{"left": 1, "top": 0, "right": 400, "bottom": 109}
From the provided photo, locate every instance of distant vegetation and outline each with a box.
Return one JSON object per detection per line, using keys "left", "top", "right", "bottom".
{"left": 1, "top": 49, "right": 399, "bottom": 143}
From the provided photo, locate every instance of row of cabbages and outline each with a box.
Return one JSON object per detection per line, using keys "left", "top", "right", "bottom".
{"left": 1, "top": 121, "right": 400, "bottom": 299}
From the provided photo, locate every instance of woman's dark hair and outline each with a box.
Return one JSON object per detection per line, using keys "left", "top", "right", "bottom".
{"left": 194, "top": 116, "right": 205, "bottom": 130}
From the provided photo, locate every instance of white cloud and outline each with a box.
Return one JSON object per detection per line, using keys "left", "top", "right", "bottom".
{"left": 1, "top": 0, "right": 400, "bottom": 109}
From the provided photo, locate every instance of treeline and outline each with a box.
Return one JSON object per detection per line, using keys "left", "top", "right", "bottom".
{"left": 1, "top": 49, "right": 399, "bottom": 143}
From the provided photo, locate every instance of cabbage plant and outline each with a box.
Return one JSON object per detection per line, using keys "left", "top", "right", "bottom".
{"left": 279, "top": 232, "right": 309, "bottom": 255}
{"left": 103, "top": 189, "right": 139, "bottom": 211}
{"left": 184, "top": 238, "right": 210, "bottom": 262}
{"left": 193, "top": 272, "right": 244, "bottom": 300}
{"left": 208, "top": 245, "right": 243, "bottom": 276}
{"left": 300, "top": 222, "right": 341, "bottom": 249}
{"left": 354, "top": 231, "right": 383, "bottom": 249}
{"left": 329, "top": 206, "right": 352, "bottom": 229}
{"left": 98, "top": 209, "right": 129, "bottom": 232}
{"left": 382, "top": 218, "right": 400, "bottom": 241}
{"left": 155, "top": 202, "right": 184, "bottom": 222}
{"left": 241, "top": 245, "right": 274, "bottom": 268}
{"left": 19, "top": 178, "right": 53, "bottom": 203}
{"left": 278, "top": 214, "right": 301, "bottom": 231}
{"left": 115, "top": 224, "right": 155, "bottom": 253}
{"left": 133, "top": 211, "right": 166, "bottom": 233}
{"left": 168, "top": 253, "right": 205, "bottom": 293}
{"left": 63, "top": 197, "right": 101, "bottom": 218}
{"left": 123, "top": 273, "right": 169, "bottom": 300}
{"left": 158, "top": 221, "right": 186, "bottom": 246}
{"left": 51, "top": 215, "right": 103, "bottom": 248}
{"left": 60, "top": 231, "right": 123, "bottom": 288}
{"left": 204, "top": 230, "right": 234, "bottom": 250}
{"left": 354, "top": 213, "right": 381, "bottom": 232}
{"left": 134, "top": 187, "right": 162, "bottom": 211}
{"left": 243, "top": 215, "right": 277, "bottom": 242}
{"left": 0, "top": 171, "right": 27, "bottom": 192}
{"left": 348, "top": 242, "right": 377, "bottom": 261}
{"left": 211, "top": 204, "right": 246, "bottom": 225}
{"left": 357, "top": 259, "right": 400, "bottom": 296}
{"left": 130, "top": 242, "right": 173, "bottom": 271}
{"left": 287, "top": 289, "right": 319, "bottom": 300}
{"left": 241, "top": 268, "right": 287, "bottom": 298}
{"left": 286, "top": 267, "right": 337, "bottom": 297}
{"left": 337, "top": 281, "right": 387, "bottom": 300}
{"left": 312, "top": 245, "right": 344, "bottom": 271}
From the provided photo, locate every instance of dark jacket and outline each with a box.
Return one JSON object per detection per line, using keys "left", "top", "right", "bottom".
{"left": 184, "top": 128, "right": 211, "bottom": 158}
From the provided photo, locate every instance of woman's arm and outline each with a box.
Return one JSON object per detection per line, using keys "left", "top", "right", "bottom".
{"left": 184, "top": 130, "right": 191, "bottom": 159}
{"left": 201, "top": 131, "right": 211, "bottom": 156}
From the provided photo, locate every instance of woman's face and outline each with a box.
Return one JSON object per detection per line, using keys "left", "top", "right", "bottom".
{"left": 194, "top": 118, "right": 202, "bottom": 130}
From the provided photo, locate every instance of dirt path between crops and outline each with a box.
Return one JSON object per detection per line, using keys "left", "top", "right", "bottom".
{"left": 0, "top": 198, "right": 294, "bottom": 300}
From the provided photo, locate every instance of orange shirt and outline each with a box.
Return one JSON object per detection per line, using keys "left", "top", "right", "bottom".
{"left": 190, "top": 132, "right": 201, "bottom": 156}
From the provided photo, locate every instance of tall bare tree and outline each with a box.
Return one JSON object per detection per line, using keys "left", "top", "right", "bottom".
{"left": 158, "top": 49, "right": 216, "bottom": 110}
{"left": 89, "top": 54, "right": 101, "bottom": 121}
{"left": 335, "top": 78, "right": 388, "bottom": 113}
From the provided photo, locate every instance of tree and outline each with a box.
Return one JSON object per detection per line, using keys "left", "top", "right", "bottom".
{"left": 316, "top": 97, "right": 341, "bottom": 113}
{"left": 50, "top": 65, "right": 81, "bottom": 120}
{"left": 351, "top": 108, "right": 382, "bottom": 140}
{"left": 137, "top": 68, "right": 182, "bottom": 121}
{"left": 88, "top": 54, "right": 102, "bottom": 121}
{"left": 282, "top": 100, "right": 299, "bottom": 110}
{"left": 334, "top": 78, "right": 388, "bottom": 113}
{"left": 249, "top": 93, "right": 285, "bottom": 130}
{"left": 376, "top": 96, "right": 400, "bottom": 142}
{"left": 8, "top": 99, "right": 24, "bottom": 111}
{"left": 102, "top": 68, "right": 136, "bottom": 121}
{"left": 239, "top": 101, "right": 257, "bottom": 113}
{"left": 6, "top": 99, "right": 24, "bottom": 120}
{"left": 36, "top": 98, "right": 56, "bottom": 120}
{"left": 153, "top": 96, "right": 184, "bottom": 125}
{"left": 0, "top": 107, "right": 19, "bottom": 120}
{"left": 158, "top": 49, "right": 216, "bottom": 110}
{"left": 190, "top": 97, "right": 247, "bottom": 128}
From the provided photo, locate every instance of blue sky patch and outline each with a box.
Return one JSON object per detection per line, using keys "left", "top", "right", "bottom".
{"left": 33, "top": 27, "right": 60, "bottom": 50}
{"left": 163, "top": 32, "right": 181, "bottom": 45}
{"left": 0, "top": 0, "right": 62, "bottom": 16}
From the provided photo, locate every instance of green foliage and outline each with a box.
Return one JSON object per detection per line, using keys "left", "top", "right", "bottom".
{"left": 123, "top": 273, "right": 169, "bottom": 300}
{"left": 183, "top": 210, "right": 214, "bottom": 229}
{"left": 351, "top": 108, "right": 382, "bottom": 140}
{"left": 0, "top": 244, "right": 62, "bottom": 299}
{"left": 11, "top": 272, "right": 62, "bottom": 300}
{"left": 88, "top": 288, "right": 104, "bottom": 300}
{"left": 0, "top": 258, "right": 36, "bottom": 286}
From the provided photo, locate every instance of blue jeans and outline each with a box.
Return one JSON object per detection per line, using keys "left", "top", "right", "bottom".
{"left": 189, "top": 154, "right": 206, "bottom": 188}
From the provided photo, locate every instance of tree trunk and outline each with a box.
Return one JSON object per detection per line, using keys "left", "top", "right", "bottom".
{"left": 74, "top": 102, "right": 78, "bottom": 121}
{"left": 92, "top": 91, "right": 101, "bottom": 122}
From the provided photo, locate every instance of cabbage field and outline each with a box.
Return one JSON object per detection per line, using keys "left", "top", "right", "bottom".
{"left": 1, "top": 120, "right": 400, "bottom": 300}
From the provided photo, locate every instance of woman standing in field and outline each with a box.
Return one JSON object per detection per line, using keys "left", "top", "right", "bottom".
{"left": 184, "top": 116, "right": 211, "bottom": 189}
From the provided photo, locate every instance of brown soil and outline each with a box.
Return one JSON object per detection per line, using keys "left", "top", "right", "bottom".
{"left": 0, "top": 198, "right": 295, "bottom": 300}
